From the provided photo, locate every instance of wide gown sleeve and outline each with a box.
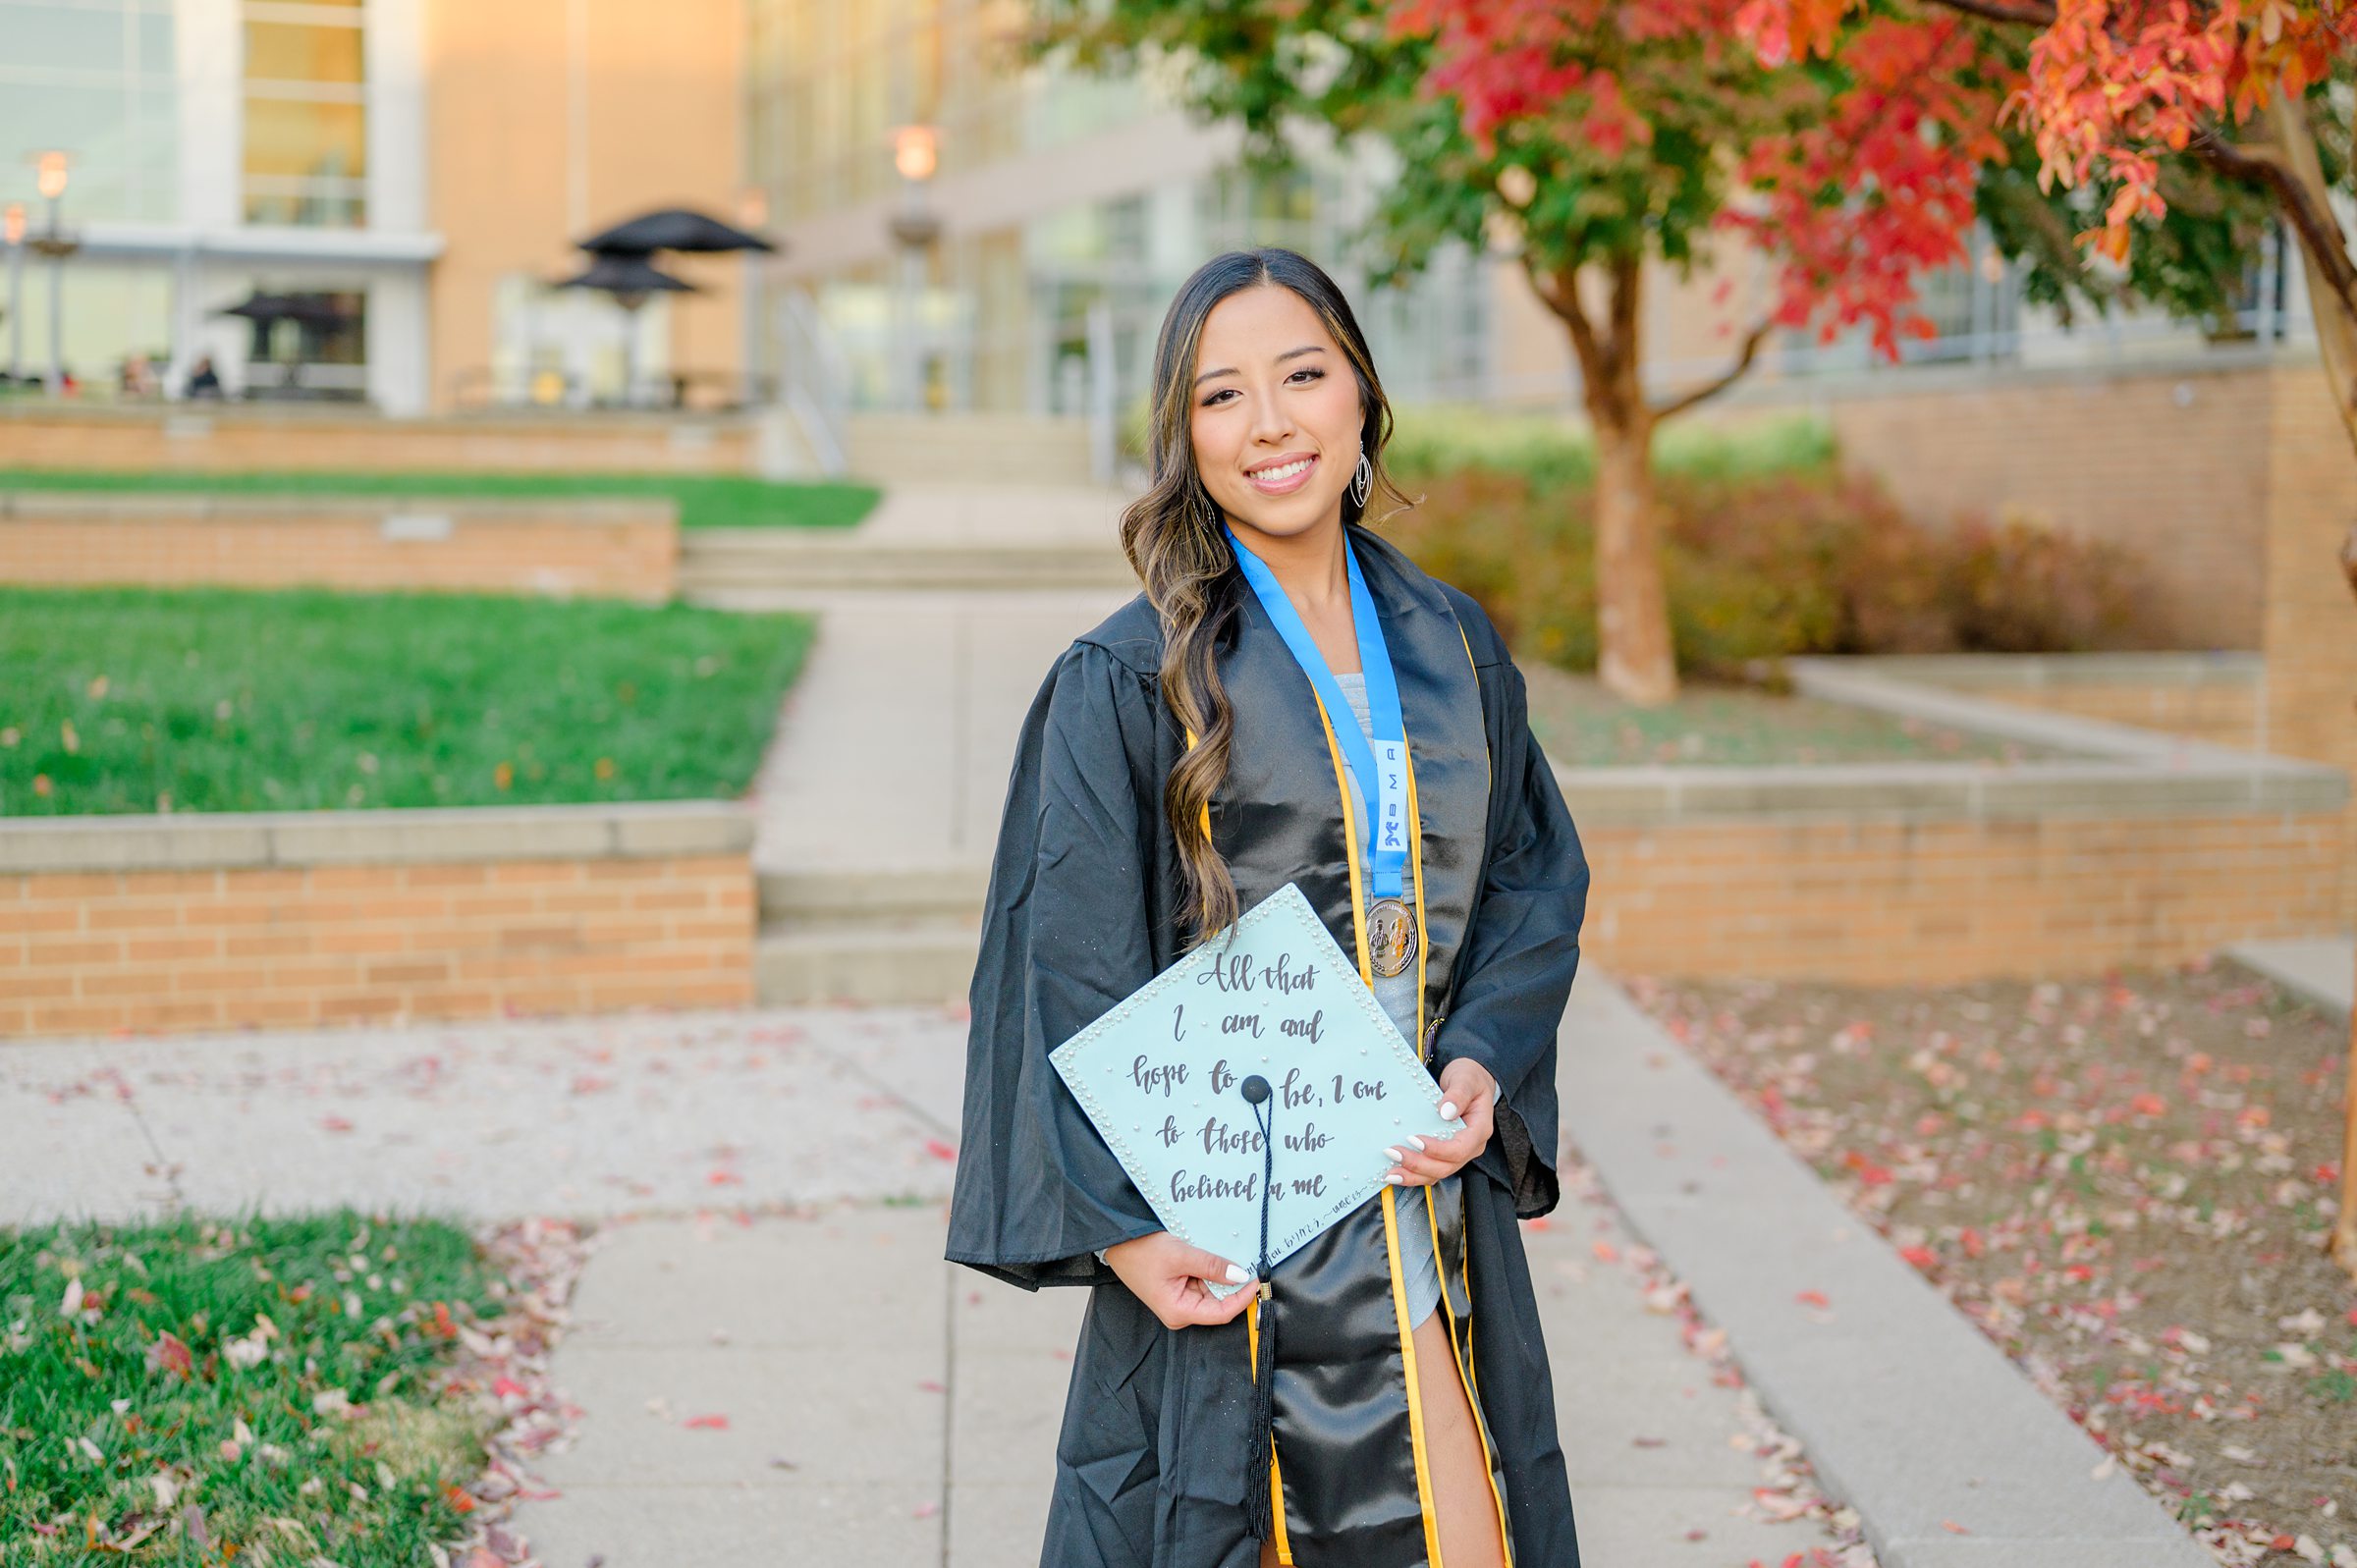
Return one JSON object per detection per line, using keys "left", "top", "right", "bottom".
{"left": 1433, "top": 651, "right": 1590, "bottom": 1220}
{"left": 944, "top": 637, "right": 1171, "bottom": 1290}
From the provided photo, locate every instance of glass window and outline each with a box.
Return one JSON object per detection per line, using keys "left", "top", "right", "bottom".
{"left": 240, "top": 0, "right": 366, "bottom": 229}
{"left": 245, "top": 19, "right": 364, "bottom": 83}
{"left": 0, "top": 0, "right": 179, "bottom": 224}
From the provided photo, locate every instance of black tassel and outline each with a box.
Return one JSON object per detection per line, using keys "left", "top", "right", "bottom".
{"left": 1239, "top": 1075, "right": 1279, "bottom": 1544}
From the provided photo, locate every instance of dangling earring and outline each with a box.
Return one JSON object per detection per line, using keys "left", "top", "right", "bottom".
{"left": 1349, "top": 450, "right": 1373, "bottom": 509}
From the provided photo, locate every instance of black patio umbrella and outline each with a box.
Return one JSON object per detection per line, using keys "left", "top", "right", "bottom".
{"left": 550, "top": 252, "right": 699, "bottom": 404}
{"left": 211, "top": 292, "right": 356, "bottom": 369}
{"left": 212, "top": 292, "right": 353, "bottom": 326}
{"left": 550, "top": 250, "right": 699, "bottom": 307}
{"left": 575, "top": 206, "right": 779, "bottom": 255}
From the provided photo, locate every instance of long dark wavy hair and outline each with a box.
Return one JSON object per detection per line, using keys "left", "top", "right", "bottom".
{"left": 1121, "top": 247, "right": 1414, "bottom": 948}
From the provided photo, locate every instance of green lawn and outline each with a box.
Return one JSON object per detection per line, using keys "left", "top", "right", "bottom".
{"left": 0, "top": 1210, "right": 509, "bottom": 1562}
{"left": 1523, "top": 662, "right": 2075, "bottom": 767}
{"left": 0, "top": 468, "right": 880, "bottom": 531}
{"left": 0, "top": 585, "right": 817, "bottom": 816}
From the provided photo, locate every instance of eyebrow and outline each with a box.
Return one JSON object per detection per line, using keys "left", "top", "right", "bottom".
{"left": 1192, "top": 344, "right": 1327, "bottom": 390}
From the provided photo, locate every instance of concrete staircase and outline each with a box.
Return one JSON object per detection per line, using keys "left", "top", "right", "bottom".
{"left": 753, "top": 863, "right": 991, "bottom": 1005}
{"left": 678, "top": 527, "right": 1133, "bottom": 598}
{"left": 845, "top": 410, "right": 1098, "bottom": 488}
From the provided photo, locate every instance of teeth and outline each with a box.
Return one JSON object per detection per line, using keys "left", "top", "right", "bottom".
{"left": 1250, "top": 458, "right": 1313, "bottom": 482}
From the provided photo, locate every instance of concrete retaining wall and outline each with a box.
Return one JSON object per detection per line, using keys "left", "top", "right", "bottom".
{"left": 1826, "top": 651, "right": 2265, "bottom": 751}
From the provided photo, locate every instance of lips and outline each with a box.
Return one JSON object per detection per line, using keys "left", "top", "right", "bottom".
{"left": 1243, "top": 453, "right": 1317, "bottom": 496}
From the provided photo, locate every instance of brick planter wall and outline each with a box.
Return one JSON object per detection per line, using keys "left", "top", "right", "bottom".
{"left": 0, "top": 493, "right": 679, "bottom": 602}
{"left": 0, "top": 803, "right": 755, "bottom": 1040}
{"left": 0, "top": 406, "right": 756, "bottom": 475}
{"left": 1559, "top": 659, "right": 2350, "bottom": 984}
{"left": 1571, "top": 809, "right": 2341, "bottom": 984}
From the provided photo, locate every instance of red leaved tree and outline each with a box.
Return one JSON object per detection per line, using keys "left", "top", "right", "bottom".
{"left": 1731, "top": 0, "right": 2357, "bottom": 1277}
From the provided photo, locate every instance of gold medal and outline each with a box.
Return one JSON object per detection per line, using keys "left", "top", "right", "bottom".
{"left": 1367, "top": 895, "right": 1419, "bottom": 980}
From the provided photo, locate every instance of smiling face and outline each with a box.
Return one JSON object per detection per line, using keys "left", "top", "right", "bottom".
{"left": 1188, "top": 283, "right": 1365, "bottom": 552}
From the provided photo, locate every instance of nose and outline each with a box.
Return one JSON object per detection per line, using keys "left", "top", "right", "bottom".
{"left": 1246, "top": 388, "right": 1295, "bottom": 450}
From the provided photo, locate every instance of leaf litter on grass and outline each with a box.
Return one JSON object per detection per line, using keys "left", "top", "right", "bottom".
{"left": 0, "top": 1209, "right": 595, "bottom": 1567}
{"left": 1624, "top": 959, "right": 2356, "bottom": 1567}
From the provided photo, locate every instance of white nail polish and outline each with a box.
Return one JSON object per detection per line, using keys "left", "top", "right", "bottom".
{"left": 1226, "top": 1263, "right": 1250, "bottom": 1284}
{"left": 1385, "top": 1173, "right": 1405, "bottom": 1185}
{"left": 1439, "top": 1102, "right": 1458, "bottom": 1119}
{"left": 1383, "top": 1148, "right": 1400, "bottom": 1162}
{"left": 1405, "top": 1134, "right": 1426, "bottom": 1152}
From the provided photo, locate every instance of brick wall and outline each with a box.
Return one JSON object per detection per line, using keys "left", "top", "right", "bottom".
{"left": 0, "top": 408, "right": 756, "bottom": 475}
{"left": 1574, "top": 807, "right": 2346, "bottom": 983}
{"left": 0, "top": 805, "right": 756, "bottom": 1041}
{"left": 2262, "top": 363, "right": 2357, "bottom": 925}
{"left": 0, "top": 495, "right": 678, "bottom": 603}
{"left": 1814, "top": 363, "right": 2274, "bottom": 651}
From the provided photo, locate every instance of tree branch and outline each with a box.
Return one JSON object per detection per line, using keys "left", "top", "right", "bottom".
{"left": 1916, "top": 0, "right": 2058, "bottom": 25}
{"left": 1530, "top": 257, "right": 1609, "bottom": 395}
{"left": 2186, "top": 125, "right": 2357, "bottom": 321}
{"left": 1650, "top": 319, "right": 1779, "bottom": 421}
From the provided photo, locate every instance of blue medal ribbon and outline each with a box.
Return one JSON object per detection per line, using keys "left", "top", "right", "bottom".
{"left": 1224, "top": 523, "right": 1409, "bottom": 899}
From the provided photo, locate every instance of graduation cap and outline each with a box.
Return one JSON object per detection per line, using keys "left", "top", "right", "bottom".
{"left": 1048, "top": 881, "right": 1463, "bottom": 1542}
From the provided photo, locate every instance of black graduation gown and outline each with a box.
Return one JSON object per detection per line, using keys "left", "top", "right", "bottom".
{"left": 944, "top": 521, "right": 1591, "bottom": 1568}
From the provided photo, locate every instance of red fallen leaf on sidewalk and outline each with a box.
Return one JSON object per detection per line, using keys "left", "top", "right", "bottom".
{"left": 320, "top": 1114, "right": 355, "bottom": 1133}
{"left": 706, "top": 1170, "right": 744, "bottom": 1186}
{"left": 683, "top": 1413, "right": 730, "bottom": 1430}
{"left": 1940, "top": 1520, "right": 1972, "bottom": 1534}
{"left": 2127, "top": 1093, "right": 2167, "bottom": 1116}
{"left": 917, "top": 1379, "right": 946, "bottom": 1393}
{"left": 491, "top": 1376, "right": 528, "bottom": 1400}
{"left": 1590, "top": 1239, "right": 1617, "bottom": 1263}
{"left": 1899, "top": 1245, "right": 1938, "bottom": 1270}
{"left": 924, "top": 1139, "right": 958, "bottom": 1162}
{"left": 1795, "top": 1289, "right": 1830, "bottom": 1309}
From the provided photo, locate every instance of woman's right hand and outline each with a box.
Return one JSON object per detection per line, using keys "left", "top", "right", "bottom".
{"left": 1103, "top": 1232, "right": 1258, "bottom": 1328}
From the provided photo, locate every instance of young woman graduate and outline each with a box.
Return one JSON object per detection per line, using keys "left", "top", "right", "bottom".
{"left": 945, "top": 246, "right": 1591, "bottom": 1568}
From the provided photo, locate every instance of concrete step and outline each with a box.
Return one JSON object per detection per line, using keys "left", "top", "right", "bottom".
{"left": 752, "top": 864, "right": 990, "bottom": 1005}
{"left": 846, "top": 411, "right": 1097, "bottom": 488}
{"left": 678, "top": 530, "right": 1132, "bottom": 593}
{"left": 755, "top": 864, "right": 989, "bottom": 928}
{"left": 754, "top": 923, "right": 982, "bottom": 1006}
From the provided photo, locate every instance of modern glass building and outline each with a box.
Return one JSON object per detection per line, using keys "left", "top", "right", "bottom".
{"left": 742, "top": 0, "right": 1494, "bottom": 420}
{"left": 0, "top": 0, "right": 433, "bottom": 409}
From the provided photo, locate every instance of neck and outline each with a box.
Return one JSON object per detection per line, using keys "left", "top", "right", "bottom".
{"left": 1227, "top": 510, "right": 1350, "bottom": 615}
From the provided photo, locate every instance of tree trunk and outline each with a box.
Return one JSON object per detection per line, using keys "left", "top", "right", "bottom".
{"left": 2259, "top": 86, "right": 2357, "bottom": 1282}
{"left": 1531, "top": 252, "right": 1681, "bottom": 706}
{"left": 1591, "top": 402, "right": 1677, "bottom": 705}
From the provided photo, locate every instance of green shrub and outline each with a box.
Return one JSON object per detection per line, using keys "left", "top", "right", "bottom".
{"left": 1377, "top": 455, "right": 2166, "bottom": 676}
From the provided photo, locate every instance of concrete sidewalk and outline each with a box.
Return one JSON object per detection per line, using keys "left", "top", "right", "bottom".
{"left": 0, "top": 987, "right": 1866, "bottom": 1568}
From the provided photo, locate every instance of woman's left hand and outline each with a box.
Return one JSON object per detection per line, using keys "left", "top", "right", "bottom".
{"left": 1381, "top": 1057, "right": 1499, "bottom": 1187}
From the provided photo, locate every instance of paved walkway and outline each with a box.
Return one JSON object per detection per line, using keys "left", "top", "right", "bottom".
{"left": 749, "top": 586, "right": 1130, "bottom": 872}
{"left": 0, "top": 986, "right": 1867, "bottom": 1568}
{"left": 746, "top": 483, "right": 1135, "bottom": 874}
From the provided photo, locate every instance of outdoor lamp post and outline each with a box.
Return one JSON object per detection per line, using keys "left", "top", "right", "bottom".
{"left": 3, "top": 202, "right": 25, "bottom": 389}
{"left": 27, "top": 152, "right": 80, "bottom": 399}
{"left": 888, "top": 125, "right": 940, "bottom": 414}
